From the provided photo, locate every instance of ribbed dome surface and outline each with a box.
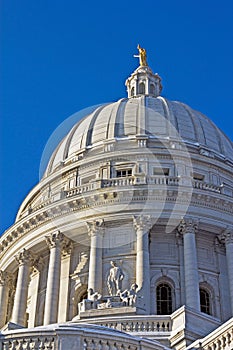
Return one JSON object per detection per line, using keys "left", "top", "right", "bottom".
{"left": 45, "top": 96, "right": 233, "bottom": 176}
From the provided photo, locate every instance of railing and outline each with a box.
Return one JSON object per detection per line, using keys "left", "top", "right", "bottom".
{"left": 0, "top": 324, "right": 161, "bottom": 350}
{"left": 66, "top": 181, "right": 101, "bottom": 197}
{"left": 147, "top": 176, "right": 180, "bottom": 186}
{"left": 0, "top": 336, "right": 55, "bottom": 350}
{"left": 192, "top": 180, "right": 221, "bottom": 193}
{"left": 78, "top": 315, "right": 172, "bottom": 334}
{"left": 101, "top": 177, "right": 136, "bottom": 187}
{"left": 18, "top": 176, "right": 225, "bottom": 220}
{"left": 188, "top": 317, "right": 233, "bottom": 350}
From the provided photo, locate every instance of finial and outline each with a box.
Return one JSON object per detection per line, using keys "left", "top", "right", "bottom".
{"left": 134, "top": 44, "right": 148, "bottom": 66}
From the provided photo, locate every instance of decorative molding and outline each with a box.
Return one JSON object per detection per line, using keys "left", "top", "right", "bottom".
{"left": 14, "top": 248, "right": 34, "bottom": 266}
{"left": 219, "top": 227, "right": 233, "bottom": 245}
{"left": 177, "top": 218, "right": 198, "bottom": 235}
{"left": 0, "top": 270, "right": 12, "bottom": 286}
{"left": 86, "top": 219, "right": 104, "bottom": 237}
{"left": 0, "top": 187, "right": 232, "bottom": 258}
{"left": 62, "top": 239, "right": 73, "bottom": 257}
{"left": 133, "top": 215, "right": 152, "bottom": 233}
{"left": 45, "top": 230, "right": 65, "bottom": 250}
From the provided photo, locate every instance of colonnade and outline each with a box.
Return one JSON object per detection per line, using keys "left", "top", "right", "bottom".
{"left": 0, "top": 219, "right": 233, "bottom": 328}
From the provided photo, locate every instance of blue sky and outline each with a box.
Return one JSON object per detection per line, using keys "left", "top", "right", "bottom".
{"left": 0, "top": 0, "right": 233, "bottom": 234}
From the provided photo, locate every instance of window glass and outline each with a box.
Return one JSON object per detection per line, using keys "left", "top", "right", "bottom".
{"left": 116, "top": 169, "right": 132, "bottom": 177}
{"left": 156, "top": 283, "right": 172, "bottom": 315}
{"left": 200, "top": 289, "right": 211, "bottom": 315}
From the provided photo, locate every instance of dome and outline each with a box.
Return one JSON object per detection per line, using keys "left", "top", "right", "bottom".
{"left": 1, "top": 46, "right": 233, "bottom": 350}
{"left": 45, "top": 95, "right": 233, "bottom": 176}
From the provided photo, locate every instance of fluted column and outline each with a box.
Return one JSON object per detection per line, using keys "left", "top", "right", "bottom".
{"left": 11, "top": 249, "right": 33, "bottom": 326}
{"left": 44, "top": 231, "right": 67, "bottom": 325}
{"left": 87, "top": 220, "right": 104, "bottom": 295}
{"left": 222, "top": 229, "right": 233, "bottom": 314}
{"left": 178, "top": 219, "right": 200, "bottom": 312}
{"left": 133, "top": 215, "right": 152, "bottom": 313}
{"left": 0, "top": 271, "right": 12, "bottom": 328}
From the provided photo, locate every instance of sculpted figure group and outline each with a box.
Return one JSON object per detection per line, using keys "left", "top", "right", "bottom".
{"left": 79, "top": 261, "right": 139, "bottom": 313}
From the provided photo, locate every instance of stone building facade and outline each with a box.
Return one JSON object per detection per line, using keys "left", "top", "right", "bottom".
{"left": 0, "top": 50, "right": 233, "bottom": 349}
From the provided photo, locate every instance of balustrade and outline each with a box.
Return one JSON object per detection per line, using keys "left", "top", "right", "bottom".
{"left": 84, "top": 315, "right": 172, "bottom": 334}
{"left": 192, "top": 180, "right": 221, "bottom": 193}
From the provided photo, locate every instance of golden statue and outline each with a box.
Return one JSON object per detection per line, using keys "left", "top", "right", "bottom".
{"left": 134, "top": 44, "right": 148, "bottom": 66}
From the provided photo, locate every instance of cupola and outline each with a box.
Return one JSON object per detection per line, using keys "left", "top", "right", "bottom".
{"left": 125, "top": 45, "right": 162, "bottom": 98}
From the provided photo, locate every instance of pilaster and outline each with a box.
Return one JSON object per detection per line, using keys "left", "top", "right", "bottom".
{"left": 0, "top": 270, "right": 12, "bottom": 328}
{"left": 220, "top": 228, "right": 233, "bottom": 315}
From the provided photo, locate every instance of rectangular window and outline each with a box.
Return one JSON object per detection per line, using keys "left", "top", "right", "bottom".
{"left": 116, "top": 169, "right": 132, "bottom": 178}
{"left": 192, "top": 172, "right": 204, "bottom": 181}
{"left": 153, "top": 168, "right": 169, "bottom": 176}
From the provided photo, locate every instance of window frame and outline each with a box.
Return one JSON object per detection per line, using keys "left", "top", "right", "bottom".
{"left": 156, "top": 282, "right": 173, "bottom": 315}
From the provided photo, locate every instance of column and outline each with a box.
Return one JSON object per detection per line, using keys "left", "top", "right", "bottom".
{"left": 176, "top": 233, "right": 185, "bottom": 306}
{"left": 11, "top": 249, "right": 33, "bottom": 326}
{"left": 133, "top": 215, "right": 152, "bottom": 314}
{"left": 178, "top": 218, "right": 200, "bottom": 312}
{"left": 87, "top": 220, "right": 104, "bottom": 295}
{"left": 58, "top": 242, "right": 73, "bottom": 322}
{"left": 44, "top": 231, "right": 65, "bottom": 325}
{"left": 223, "top": 229, "right": 233, "bottom": 314}
{"left": 0, "top": 270, "right": 12, "bottom": 328}
{"left": 27, "top": 258, "right": 42, "bottom": 328}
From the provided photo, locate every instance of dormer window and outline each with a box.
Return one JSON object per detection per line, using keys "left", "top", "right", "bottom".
{"left": 116, "top": 169, "right": 132, "bottom": 178}
{"left": 153, "top": 168, "right": 169, "bottom": 176}
{"left": 192, "top": 172, "right": 204, "bottom": 181}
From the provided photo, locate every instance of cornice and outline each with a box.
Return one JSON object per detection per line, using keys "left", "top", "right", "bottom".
{"left": 1, "top": 185, "right": 232, "bottom": 260}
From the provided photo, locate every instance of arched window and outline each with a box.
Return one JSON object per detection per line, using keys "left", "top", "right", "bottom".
{"left": 131, "top": 87, "right": 135, "bottom": 97}
{"left": 150, "top": 83, "right": 155, "bottom": 95}
{"left": 156, "top": 283, "right": 172, "bottom": 315}
{"left": 200, "top": 288, "right": 211, "bottom": 315}
{"left": 139, "top": 82, "right": 145, "bottom": 94}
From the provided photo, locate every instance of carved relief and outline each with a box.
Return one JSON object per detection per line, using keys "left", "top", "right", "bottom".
{"left": 14, "top": 248, "right": 34, "bottom": 266}
{"left": 86, "top": 219, "right": 104, "bottom": 237}
{"left": 133, "top": 215, "right": 152, "bottom": 233}
{"left": 177, "top": 218, "right": 198, "bottom": 235}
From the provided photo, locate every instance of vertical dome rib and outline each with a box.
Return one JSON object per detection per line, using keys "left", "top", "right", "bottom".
{"left": 85, "top": 105, "right": 109, "bottom": 147}
{"left": 44, "top": 97, "right": 233, "bottom": 176}
{"left": 63, "top": 118, "right": 87, "bottom": 160}
{"left": 199, "top": 111, "right": 225, "bottom": 155}
{"left": 114, "top": 99, "right": 127, "bottom": 137}
{"left": 180, "top": 103, "right": 205, "bottom": 146}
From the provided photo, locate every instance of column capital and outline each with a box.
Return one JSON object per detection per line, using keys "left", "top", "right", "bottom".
{"left": 133, "top": 215, "right": 152, "bottom": 233}
{"left": 86, "top": 219, "right": 104, "bottom": 237}
{"left": 0, "top": 270, "right": 12, "bottom": 286}
{"left": 62, "top": 239, "right": 73, "bottom": 257}
{"left": 177, "top": 218, "right": 198, "bottom": 235}
{"left": 32, "top": 256, "right": 44, "bottom": 274}
{"left": 219, "top": 227, "right": 233, "bottom": 245}
{"left": 45, "top": 231, "right": 65, "bottom": 249}
{"left": 14, "top": 248, "right": 34, "bottom": 266}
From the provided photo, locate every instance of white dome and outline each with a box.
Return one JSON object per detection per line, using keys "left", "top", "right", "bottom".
{"left": 45, "top": 95, "right": 233, "bottom": 176}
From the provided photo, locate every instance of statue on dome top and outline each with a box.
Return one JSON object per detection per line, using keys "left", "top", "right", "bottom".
{"left": 134, "top": 44, "right": 148, "bottom": 66}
